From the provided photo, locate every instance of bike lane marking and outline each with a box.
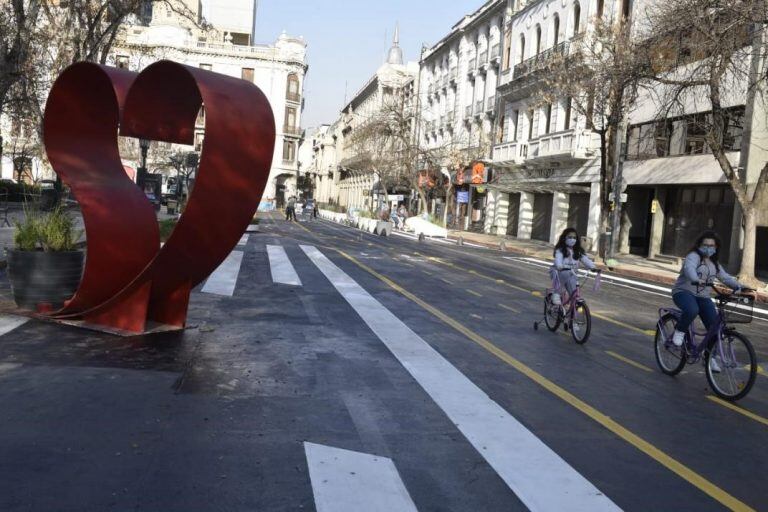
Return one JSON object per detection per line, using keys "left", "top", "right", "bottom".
{"left": 332, "top": 248, "right": 755, "bottom": 512}
{"left": 705, "top": 396, "right": 768, "bottom": 428}
{"left": 304, "top": 442, "right": 418, "bottom": 512}
{"left": 302, "top": 245, "right": 620, "bottom": 512}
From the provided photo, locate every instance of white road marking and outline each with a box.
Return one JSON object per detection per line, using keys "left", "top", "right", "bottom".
{"left": 238, "top": 234, "right": 249, "bottom": 247}
{"left": 0, "top": 316, "right": 28, "bottom": 336}
{"left": 201, "top": 250, "right": 244, "bottom": 296}
{"left": 267, "top": 245, "right": 302, "bottom": 286}
{"left": 301, "top": 245, "right": 620, "bottom": 512}
{"left": 304, "top": 442, "right": 418, "bottom": 512}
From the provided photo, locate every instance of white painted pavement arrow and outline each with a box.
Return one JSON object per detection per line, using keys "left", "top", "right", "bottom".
{"left": 301, "top": 245, "right": 621, "bottom": 512}
{"left": 304, "top": 442, "right": 418, "bottom": 512}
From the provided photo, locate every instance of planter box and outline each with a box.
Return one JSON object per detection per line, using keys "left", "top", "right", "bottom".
{"left": 7, "top": 250, "right": 84, "bottom": 310}
{"left": 375, "top": 221, "right": 393, "bottom": 237}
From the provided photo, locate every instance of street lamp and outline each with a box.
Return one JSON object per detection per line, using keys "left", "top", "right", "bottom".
{"left": 138, "top": 138, "right": 150, "bottom": 189}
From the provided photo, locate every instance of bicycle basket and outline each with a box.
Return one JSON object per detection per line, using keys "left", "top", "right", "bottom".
{"left": 721, "top": 295, "right": 754, "bottom": 324}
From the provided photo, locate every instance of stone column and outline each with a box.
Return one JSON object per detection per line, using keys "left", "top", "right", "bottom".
{"left": 518, "top": 192, "right": 534, "bottom": 239}
{"left": 586, "top": 181, "right": 602, "bottom": 252}
{"left": 495, "top": 192, "right": 510, "bottom": 235}
{"left": 550, "top": 191, "right": 570, "bottom": 244}
{"left": 484, "top": 190, "right": 497, "bottom": 234}
{"left": 648, "top": 187, "right": 666, "bottom": 259}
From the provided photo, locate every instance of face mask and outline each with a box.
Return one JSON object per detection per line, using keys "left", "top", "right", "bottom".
{"left": 565, "top": 238, "right": 577, "bottom": 248}
{"left": 699, "top": 246, "right": 716, "bottom": 257}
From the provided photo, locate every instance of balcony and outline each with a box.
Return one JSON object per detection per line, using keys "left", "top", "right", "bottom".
{"left": 467, "top": 58, "right": 477, "bottom": 78}
{"left": 446, "top": 111, "right": 455, "bottom": 125}
{"left": 492, "top": 140, "right": 528, "bottom": 167}
{"left": 465, "top": 105, "right": 473, "bottom": 120}
{"left": 512, "top": 40, "right": 573, "bottom": 82}
{"left": 491, "top": 44, "right": 501, "bottom": 66}
{"left": 479, "top": 51, "right": 488, "bottom": 73}
{"left": 449, "top": 68, "right": 458, "bottom": 86}
{"left": 525, "top": 129, "right": 601, "bottom": 167}
{"left": 284, "top": 125, "right": 301, "bottom": 137}
{"left": 474, "top": 100, "right": 483, "bottom": 119}
{"left": 441, "top": 75, "right": 449, "bottom": 90}
{"left": 486, "top": 96, "right": 495, "bottom": 112}
{"left": 286, "top": 92, "right": 301, "bottom": 103}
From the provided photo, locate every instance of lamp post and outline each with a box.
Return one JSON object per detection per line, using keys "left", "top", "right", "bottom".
{"left": 138, "top": 138, "right": 150, "bottom": 190}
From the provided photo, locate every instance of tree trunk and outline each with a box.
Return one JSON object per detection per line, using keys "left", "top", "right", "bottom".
{"left": 619, "top": 208, "right": 632, "bottom": 255}
{"left": 738, "top": 206, "right": 758, "bottom": 284}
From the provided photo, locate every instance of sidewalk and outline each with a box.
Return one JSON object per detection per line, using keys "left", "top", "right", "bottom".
{"left": 448, "top": 230, "right": 768, "bottom": 302}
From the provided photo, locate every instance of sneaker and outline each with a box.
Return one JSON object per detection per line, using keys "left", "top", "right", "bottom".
{"left": 551, "top": 293, "right": 561, "bottom": 305}
{"left": 709, "top": 356, "right": 722, "bottom": 373}
{"left": 672, "top": 330, "right": 686, "bottom": 347}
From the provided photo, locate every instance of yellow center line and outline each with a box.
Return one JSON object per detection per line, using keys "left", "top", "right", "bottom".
{"left": 706, "top": 396, "right": 768, "bottom": 428}
{"left": 593, "top": 311, "right": 656, "bottom": 337}
{"left": 605, "top": 351, "right": 654, "bottom": 373}
{"left": 498, "top": 304, "right": 520, "bottom": 313}
{"left": 335, "top": 249, "right": 754, "bottom": 512}
{"left": 466, "top": 290, "right": 483, "bottom": 298}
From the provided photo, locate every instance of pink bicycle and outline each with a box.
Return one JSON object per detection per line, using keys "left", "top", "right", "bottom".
{"left": 534, "top": 270, "right": 600, "bottom": 344}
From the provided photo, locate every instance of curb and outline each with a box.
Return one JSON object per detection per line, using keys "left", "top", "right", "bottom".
{"left": 447, "top": 235, "right": 768, "bottom": 304}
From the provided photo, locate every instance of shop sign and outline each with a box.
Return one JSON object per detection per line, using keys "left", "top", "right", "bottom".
{"left": 457, "top": 191, "right": 470, "bottom": 203}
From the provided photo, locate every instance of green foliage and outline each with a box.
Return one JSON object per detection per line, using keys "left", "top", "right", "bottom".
{"left": 158, "top": 219, "right": 177, "bottom": 242}
{"left": 358, "top": 209, "right": 375, "bottom": 219}
{"left": 14, "top": 208, "right": 80, "bottom": 252}
{"left": 428, "top": 214, "right": 445, "bottom": 228}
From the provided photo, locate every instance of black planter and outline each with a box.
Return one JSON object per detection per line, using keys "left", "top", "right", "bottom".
{"left": 7, "top": 250, "right": 84, "bottom": 310}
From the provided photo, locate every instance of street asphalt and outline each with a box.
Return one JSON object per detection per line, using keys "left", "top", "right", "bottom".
{"left": 0, "top": 211, "right": 766, "bottom": 511}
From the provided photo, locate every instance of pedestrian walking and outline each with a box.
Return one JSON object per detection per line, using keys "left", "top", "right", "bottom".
{"left": 285, "top": 196, "right": 297, "bottom": 221}
{"left": 312, "top": 203, "right": 318, "bottom": 219}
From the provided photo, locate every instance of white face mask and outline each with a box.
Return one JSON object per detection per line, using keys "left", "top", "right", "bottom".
{"left": 565, "top": 237, "right": 577, "bottom": 248}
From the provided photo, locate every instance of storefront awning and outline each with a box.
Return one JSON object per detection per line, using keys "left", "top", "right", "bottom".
{"left": 486, "top": 182, "right": 591, "bottom": 194}
{"left": 623, "top": 153, "right": 738, "bottom": 185}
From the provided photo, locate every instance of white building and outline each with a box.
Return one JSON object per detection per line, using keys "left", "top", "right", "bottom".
{"left": 418, "top": 0, "right": 507, "bottom": 229}
{"left": 109, "top": 0, "right": 308, "bottom": 211}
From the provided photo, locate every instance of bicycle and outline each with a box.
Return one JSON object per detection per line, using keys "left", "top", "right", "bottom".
{"left": 534, "top": 269, "right": 600, "bottom": 344}
{"left": 654, "top": 284, "right": 757, "bottom": 401}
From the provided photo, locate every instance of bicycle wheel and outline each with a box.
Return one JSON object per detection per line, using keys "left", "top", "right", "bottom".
{"left": 543, "top": 294, "right": 561, "bottom": 332}
{"left": 571, "top": 300, "right": 591, "bottom": 344}
{"left": 706, "top": 331, "right": 757, "bottom": 401}
{"left": 654, "top": 314, "right": 686, "bottom": 375}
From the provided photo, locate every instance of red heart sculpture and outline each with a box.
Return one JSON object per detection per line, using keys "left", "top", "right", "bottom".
{"left": 42, "top": 61, "right": 275, "bottom": 334}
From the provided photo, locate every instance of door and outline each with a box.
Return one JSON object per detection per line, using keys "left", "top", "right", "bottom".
{"left": 532, "top": 193, "right": 553, "bottom": 241}
{"left": 624, "top": 187, "right": 653, "bottom": 256}
{"left": 507, "top": 192, "right": 521, "bottom": 237}
{"left": 567, "top": 193, "right": 589, "bottom": 238}
{"left": 757, "top": 227, "right": 768, "bottom": 279}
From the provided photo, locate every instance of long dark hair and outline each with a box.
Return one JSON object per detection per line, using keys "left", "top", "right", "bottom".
{"left": 689, "top": 230, "right": 722, "bottom": 271}
{"left": 554, "top": 228, "right": 585, "bottom": 260}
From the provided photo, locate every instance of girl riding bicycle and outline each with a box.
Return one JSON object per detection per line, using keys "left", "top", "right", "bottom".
{"left": 671, "top": 231, "right": 752, "bottom": 347}
{"left": 550, "top": 228, "right": 598, "bottom": 305}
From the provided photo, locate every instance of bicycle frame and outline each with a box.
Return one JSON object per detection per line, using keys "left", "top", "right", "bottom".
{"left": 657, "top": 306, "right": 724, "bottom": 362}
{"left": 550, "top": 272, "right": 589, "bottom": 322}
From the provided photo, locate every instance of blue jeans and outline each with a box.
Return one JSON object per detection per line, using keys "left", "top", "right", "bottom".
{"left": 673, "top": 292, "right": 718, "bottom": 332}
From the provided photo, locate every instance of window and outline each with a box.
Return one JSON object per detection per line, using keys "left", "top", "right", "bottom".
{"left": 513, "top": 110, "right": 520, "bottom": 141}
{"left": 723, "top": 107, "right": 745, "bottom": 151}
{"left": 654, "top": 120, "right": 673, "bottom": 156}
{"left": 573, "top": 2, "right": 581, "bottom": 35}
{"left": 518, "top": 35, "right": 526, "bottom": 63}
{"left": 503, "top": 30, "right": 512, "bottom": 70}
{"left": 544, "top": 104, "right": 552, "bottom": 134}
{"left": 283, "top": 141, "right": 296, "bottom": 162}
{"left": 241, "top": 67, "right": 254, "bottom": 82}
{"left": 196, "top": 106, "right": 205, "bottom": 127}
{"left": 553, "top": 15, "right": 560, "bottom": 46}
{"left": 286, "top": 73, "right": 300, "bottom": 101}
{"left": 563, "top": 97, "right": 572, "bottom": 130}
{"left": 622, "top": 0, "right": 632, "bottom": 20}
{"left": 527, "top": 109, "right": 534, "bottom": 139}
{"left": 535, "top": 25, "right": 542, "bottom": 54}
{"left": 596, "top": 0, "right": 604, "bottom": 18}
{"left": 285, "top": 107, "right": 297, "bottom": 131}
{"left": 194, "top": 133, "right": 204, "bottom": 152}
{"left": 685, "top": 113, "right": 708, "bottom": 154}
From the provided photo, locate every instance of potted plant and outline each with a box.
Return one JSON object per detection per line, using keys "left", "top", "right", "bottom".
{"left": 7, "top": 208, "right": 84, "bottom": 310}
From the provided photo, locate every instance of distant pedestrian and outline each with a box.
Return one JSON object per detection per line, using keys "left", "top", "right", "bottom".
{"left": 286, "top": 196, "right": 297, "bottom": 221}
{"left": 312, "top": 203, "right": 318, "bottom": 219}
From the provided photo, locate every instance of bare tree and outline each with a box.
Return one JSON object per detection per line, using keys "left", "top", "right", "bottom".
{"left": 539, "top": 16, "right": 645, "bottom": 254}
{"left": 641, "top": 0, "right": 768, "bottom": 284}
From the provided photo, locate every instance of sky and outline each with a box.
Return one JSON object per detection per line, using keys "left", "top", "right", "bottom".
{"left": 253, "top": 0, "right": 480, "bottom": 127}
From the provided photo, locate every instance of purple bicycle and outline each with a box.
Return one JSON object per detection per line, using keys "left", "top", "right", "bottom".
{"left": 534, "top": 270, "right": 600, "bottom": 344}
{"left": 654, "top": 287, "right": 757, "bottom": 401}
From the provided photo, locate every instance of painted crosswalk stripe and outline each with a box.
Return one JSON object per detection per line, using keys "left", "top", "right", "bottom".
{"left": 301, "top": 245, "right": 619, "bottom": 512}
{"left": 201, "top": 251, "right": 244, "bottom": 296}
{"left": 0, "top": 316, "right": 28, "bottom": 336}
{"left": 267, "top": 245, "right": 302, "bottom": 286}
{"left": 238, "top": 234, "right": 249, "bottom": 247}
{"left": 304, "top": 442, "right": 418, "bottom": 512}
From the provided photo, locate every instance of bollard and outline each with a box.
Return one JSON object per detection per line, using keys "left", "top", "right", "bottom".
{"left": 500, "top": 240, "right": 507, "bottom": 252}
{"left": 457, "top": 236, "right": 464, "bottom": 246}
{"left": 418, "top": 233, "right": 426, "bottom": 242}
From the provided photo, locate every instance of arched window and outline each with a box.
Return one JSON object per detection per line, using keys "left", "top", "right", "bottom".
{"left": 596, "top": 0, "right": 604, "bottom": 18}
{"left": 553, "top": 14, "right": 560, "bottom": 46}
{"left": 286, "top": 73, "right": 300, "bottom": 101}
{"left": 622, "top": 0, "right": 632, "bottom": 20}
{"left": 519, "top": 34, "right": 526, "bottom": 63}
{"left": 573, "top": 2, "right": 581, "bottom": 35}
{"left": 535, "top": 25, "right": 542, "bottom": 54}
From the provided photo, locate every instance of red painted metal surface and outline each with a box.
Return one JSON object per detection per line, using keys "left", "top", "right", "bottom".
{"left": 42, "top": 61, "right": 275, "bottom": 333}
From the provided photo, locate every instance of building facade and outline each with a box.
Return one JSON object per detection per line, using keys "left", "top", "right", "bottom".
{"left": 109, "top": 1, "right": 308, "bottom": 211}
